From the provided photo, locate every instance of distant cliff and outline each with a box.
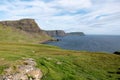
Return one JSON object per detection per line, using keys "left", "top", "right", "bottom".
{"left": 0, "top": 19, "right": 51, "bottom": 43}
{"left": 67, "top": 32, "right": 85, "bottom": 36}
{"left": 45, "top": 30, "right": 85, "bottom": 37}
{"left": 45, "top": 30, "right": 66, "bottom": 37}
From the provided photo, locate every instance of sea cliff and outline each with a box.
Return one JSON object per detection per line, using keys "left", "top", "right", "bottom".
{"left": 0, "top": 19, "right": 51, "bottom": 43}
{"left": 45, "top": 30, "right": 66, "bottom": 37}
{"left": 67, "top": 32, "right": 85, "bottom": 36}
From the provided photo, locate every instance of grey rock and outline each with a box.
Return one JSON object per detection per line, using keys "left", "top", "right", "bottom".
{"left": 45, "top": 30, "right": 66, "bottom": 37}
{"left": 113, "top": 51, "right": 120, "bottom": 55}
{"left": 1, "top": 58, "right": 42, "bottom": 80}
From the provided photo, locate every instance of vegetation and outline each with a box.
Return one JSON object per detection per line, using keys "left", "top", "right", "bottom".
{"left": 0, "top": 24, "right": 51, "bottom": 43}
{"left": 0, "top": 42, "right": 119, "bottom": 80}
{"left": 0, "top": 24, "right": 120, "bottom": 80}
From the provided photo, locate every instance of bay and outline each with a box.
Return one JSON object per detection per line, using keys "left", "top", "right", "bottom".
{"left": 45, "top": 35, "right": 120, "bottom": 53}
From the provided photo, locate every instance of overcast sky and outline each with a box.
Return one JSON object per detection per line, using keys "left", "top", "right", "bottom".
{"left": 0, "top": 0, "right": 120, "bottom": 35}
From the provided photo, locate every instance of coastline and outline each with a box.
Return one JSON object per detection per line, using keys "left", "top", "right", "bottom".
{"left": 40, "top": 38, "right": 60, "bottom": 44}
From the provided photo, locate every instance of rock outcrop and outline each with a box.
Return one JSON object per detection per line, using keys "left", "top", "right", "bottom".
{"left": 0, "top": 19, "right": 48, "bottom": 36}
{"left": 113, "top": 51, "right": 120, "bottom": 55}
{"left": 45, "top": 30, "right": 66, "bottom": 37}
{"left": 67, "top": 32, "right": 85, "bottom": 36}
{"left": 1, "top": 58, "right": 42, "bottom": 80}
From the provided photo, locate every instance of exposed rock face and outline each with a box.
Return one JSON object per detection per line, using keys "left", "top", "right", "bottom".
{"left": 113, "top": 51, "right": 120, "bottom": 55}
{"left": 0, "top": 19, "right": 47, "bottom": 35}
{"left": 67, "top": 32, "right": 85, "bottom": 36}
{"left": 45, "top": 30, "right": 66, "bottom": 37}
{"left": 1, "top": 58, "right": 42, "bottom": 80}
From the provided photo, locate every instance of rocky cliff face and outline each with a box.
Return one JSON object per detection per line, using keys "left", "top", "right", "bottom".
{"left": 113, "top": 51, "right": 120, "bottom": 55}
{"left": 67, "top": 32, "right": 85, "bottom": 36}
{"left": 45, "top": 30, "right": 66, "bottom": 37}
{"left": 0, "top": 19, "right": 52, "bottom": 43}
{"left": 0, "top": 19, "right": 47, "bottom": 35}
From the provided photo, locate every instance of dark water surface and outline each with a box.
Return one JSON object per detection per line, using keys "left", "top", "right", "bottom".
{"left": 45, "top": 35, "right": 120, "bottom": 53}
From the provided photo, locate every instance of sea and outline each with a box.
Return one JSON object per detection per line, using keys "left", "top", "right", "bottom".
{"left": 45, "top": 35, "right": 120, "bottom": 53}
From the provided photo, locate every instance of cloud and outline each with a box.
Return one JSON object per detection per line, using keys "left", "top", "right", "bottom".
{"left": 54, "top": 0, "right": 92, "bottom": 11}
{"left": 0, "top": 0, "right": 120, "bottom": 35}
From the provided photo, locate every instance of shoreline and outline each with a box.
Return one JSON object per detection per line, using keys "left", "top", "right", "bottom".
{"left": 40, "top": 38, "right": 60, "bottom": 44}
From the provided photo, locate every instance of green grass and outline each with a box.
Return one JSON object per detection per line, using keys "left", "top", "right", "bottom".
{"left": 0, "top": 24, "right": 51, "bottom": 43}
{"left": 0, "top": 42, "right": 119, "bottom": 80}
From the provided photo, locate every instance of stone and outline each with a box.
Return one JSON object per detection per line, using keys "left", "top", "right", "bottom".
{"left": 113, "top": 51, "right": 120, "bottom": 55}
{"left": 1, "top": 58, "right": 42, "bottom": 80}
{"left": 47, "top": 57, "right": 52, "bottom": 60}
{"left": 56, "top": 61, "right": 62, "bottom": 65}
{"left": 27, "top": 68, "right": 42, "bottom": 80}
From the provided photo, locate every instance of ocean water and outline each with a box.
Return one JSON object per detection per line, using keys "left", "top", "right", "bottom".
{"left": 45, "top": 35, "right": 120, "bottom": 53}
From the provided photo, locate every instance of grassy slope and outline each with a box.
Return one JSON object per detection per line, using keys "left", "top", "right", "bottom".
{"left": 0, "top": 25, "right": 120, "bottom": 80}
{"left": 0, "top": 42, "right": 120, "bottom": 80}
{"left": 0, "top": 25, "right": 51, "bottom": 43}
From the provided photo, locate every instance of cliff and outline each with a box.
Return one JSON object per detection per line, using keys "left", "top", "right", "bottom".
{"left": 45, "top": 30, "right": 66, "bottom": 37}
{"left": 0, "top": 19, "right": 47, "bottom": 35}
{"left": 0, "top": 19, "right": 51, "bottom": 43}
{"left": 67, "top": 32, "right": 85, "bottom": 36}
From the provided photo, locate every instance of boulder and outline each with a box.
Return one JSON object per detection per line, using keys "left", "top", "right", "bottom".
{"left": 113, "top": 51, "right": 120, "bottom": 55}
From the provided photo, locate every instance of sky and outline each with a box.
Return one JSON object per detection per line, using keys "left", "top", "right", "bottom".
{"left": 0, "top": 0, "right": 120, "bottom": 35}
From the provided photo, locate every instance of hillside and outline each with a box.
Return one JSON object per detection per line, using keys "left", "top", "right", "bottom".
{"left": 0, "top": 19, "right": 51, "bottom": 43}
{"left": 0, "top": 43, "right": 119, "bottom": 80}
